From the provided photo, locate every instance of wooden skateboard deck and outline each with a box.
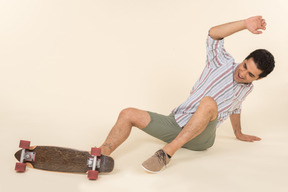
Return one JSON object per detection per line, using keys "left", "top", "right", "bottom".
{"left": 14, "top": 140, "right": 114, "bottom": 180}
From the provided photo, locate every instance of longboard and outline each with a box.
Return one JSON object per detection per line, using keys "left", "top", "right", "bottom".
{"left": 14, "top": 140, "right": 114, "bottom": 180}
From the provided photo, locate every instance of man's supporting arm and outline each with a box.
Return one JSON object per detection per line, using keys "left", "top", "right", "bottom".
{"left": 230, "top": 113, "right": 261, "bottom": 142}
{"left": 209, "top": 16, "right": 267, "bottom": 40}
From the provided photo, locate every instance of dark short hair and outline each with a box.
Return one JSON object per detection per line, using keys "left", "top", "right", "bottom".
{"left": 245, "top": 49, "right": 275, "bottom": 78}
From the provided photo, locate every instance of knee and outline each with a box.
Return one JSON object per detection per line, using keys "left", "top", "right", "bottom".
{"left": 200, "top": 96, "right": 218, "bottom": 120}
{"left": 119, "top": 108, "right": 136, "bottom": 120}
{"left": 200, "top": 96, "right": 218, "bottom": 111}
{"left": 118, "top": 108, "right": 150, "bottom": 128}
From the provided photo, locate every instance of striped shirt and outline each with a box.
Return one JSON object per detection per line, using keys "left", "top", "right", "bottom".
{"left": 172, "top": 35, "right": 254, "bottom": 128}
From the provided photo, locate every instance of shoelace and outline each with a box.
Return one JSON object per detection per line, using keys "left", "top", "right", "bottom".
{"left": 155, "top": 150, "right": 167, "bottom": 165}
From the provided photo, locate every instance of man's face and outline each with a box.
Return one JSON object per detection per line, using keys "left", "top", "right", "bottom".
{"left": 233, "top": 58, "right": 263, "bottom": 84}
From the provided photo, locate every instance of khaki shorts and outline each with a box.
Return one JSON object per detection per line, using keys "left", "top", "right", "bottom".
{"left": 142, "top": 112, "right": 217, "bottom": 151}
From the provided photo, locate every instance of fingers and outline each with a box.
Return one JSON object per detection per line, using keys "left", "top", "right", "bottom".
{"left": 252, "top": 30, "right": 263, "bottom": 35}
{"left": 252, "top": 20, "right": 266, "bottom": 34}
{"left": 250, "top": 136, "right": 262, "bottom": 142}
{"left": 238, "top": 134, "right": 262, "bottom": 142}
{"left": 262, "top": 19, "right": 267, "bottom": 27}
{"left": 260, "top": 18, "right": 267, "bottom": 30}
{"left": 257, "top": 16, "right": 267, "bottom": 29}
{"left": 247, "top": 135, "right": 261, "bottom": 142}
{"left": 246, "top": 16, "right": 267, "bottom": 34}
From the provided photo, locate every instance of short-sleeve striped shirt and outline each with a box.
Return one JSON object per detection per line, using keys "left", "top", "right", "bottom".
{"left": 172, "top": 35, "right": 254, "bottom": 128}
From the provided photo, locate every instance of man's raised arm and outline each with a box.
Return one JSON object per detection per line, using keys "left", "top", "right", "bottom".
{"left": 209, "top": 16, "right": 267, "bottom": 40}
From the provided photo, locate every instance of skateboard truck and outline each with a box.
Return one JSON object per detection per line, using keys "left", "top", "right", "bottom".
{"left": 15, "top": 140, "right": 33, "bottom": 172}
{"left": 87, "top": 147, "right": 101, "bottom": 180}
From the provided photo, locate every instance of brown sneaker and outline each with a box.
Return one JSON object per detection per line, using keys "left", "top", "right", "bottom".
{"left": 141, "top": 149, "right": 171, "bottom": 173}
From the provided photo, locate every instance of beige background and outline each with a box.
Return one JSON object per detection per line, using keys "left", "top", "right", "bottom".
{"left": 1, "top": 0, "right": 287, "bottom": 192}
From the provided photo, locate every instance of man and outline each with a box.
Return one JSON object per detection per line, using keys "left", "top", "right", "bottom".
{"left": 99, "top": 16, "right": 275, "bottom": 173}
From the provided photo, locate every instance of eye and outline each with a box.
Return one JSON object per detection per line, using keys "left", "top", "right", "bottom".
{"left": 249, "top": 72, "right": 255, "bottom": 78}
{"left": 244, "top": 63, "right": 247, "bottom": 69}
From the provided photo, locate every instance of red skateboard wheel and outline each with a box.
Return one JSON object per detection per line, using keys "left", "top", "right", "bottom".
{"left": 88, "top": 170, "right": 99, "bottom": 180}
{"left": 15, "top": 162, "right": 26, "bottom": 172}
{"left": 91, "top": 147, "right": 101, "bottom": 156}
{"left": 19, "top": 140, "right": 30, "bottom": 149}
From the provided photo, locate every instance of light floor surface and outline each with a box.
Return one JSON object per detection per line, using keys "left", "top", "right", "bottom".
{"left": 1, "top": 122, "right": 288, "bottom": 192}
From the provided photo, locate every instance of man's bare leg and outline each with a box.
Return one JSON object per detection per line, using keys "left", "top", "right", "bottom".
{"left": 100, "top": 108, "right": 151, "bottom": 155}
{"left": 163, "top": 96, "right": 218, "bottom": 156}
{"left": 141, "top": 96, "right": 218, "bottom": 173}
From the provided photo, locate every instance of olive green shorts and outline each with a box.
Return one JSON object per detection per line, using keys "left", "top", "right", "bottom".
{"left": 142, "top": 112, "right": 217, "bottom": 151}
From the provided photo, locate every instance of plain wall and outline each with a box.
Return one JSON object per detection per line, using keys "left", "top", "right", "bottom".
{"left": 1, "top": 1, "right": 287, "bottom": 192}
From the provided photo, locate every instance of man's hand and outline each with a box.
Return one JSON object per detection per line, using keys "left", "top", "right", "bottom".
{"left": 209, "top": 15, "right": 267, "bottom": 40}
{"left": 245, "top": 16, "right": 267, "bottom": 34}
{"left": 230, "top": 113, "right": 261, "bottom": 142}
{"left": 236, "top": 133, "right": 262, "bottom": 142}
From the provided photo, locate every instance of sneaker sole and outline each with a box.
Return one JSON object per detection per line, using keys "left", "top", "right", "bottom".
{"left": 141, "top": 164, "right": 163, "bottom": 174}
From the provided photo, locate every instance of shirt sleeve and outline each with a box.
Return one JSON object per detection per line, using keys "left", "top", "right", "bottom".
{"left": 206, "top": 35, "right": 234, "bottom": 68}
{"left": 231, "top": 106, "right": 242, "bottom": 114}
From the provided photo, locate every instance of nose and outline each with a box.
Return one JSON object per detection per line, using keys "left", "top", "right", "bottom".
{"left": 239, "top": 70, "right": 248, "bottom": 79}
{"left": 243, "top": 71, "right": 248, "bottom": 77}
